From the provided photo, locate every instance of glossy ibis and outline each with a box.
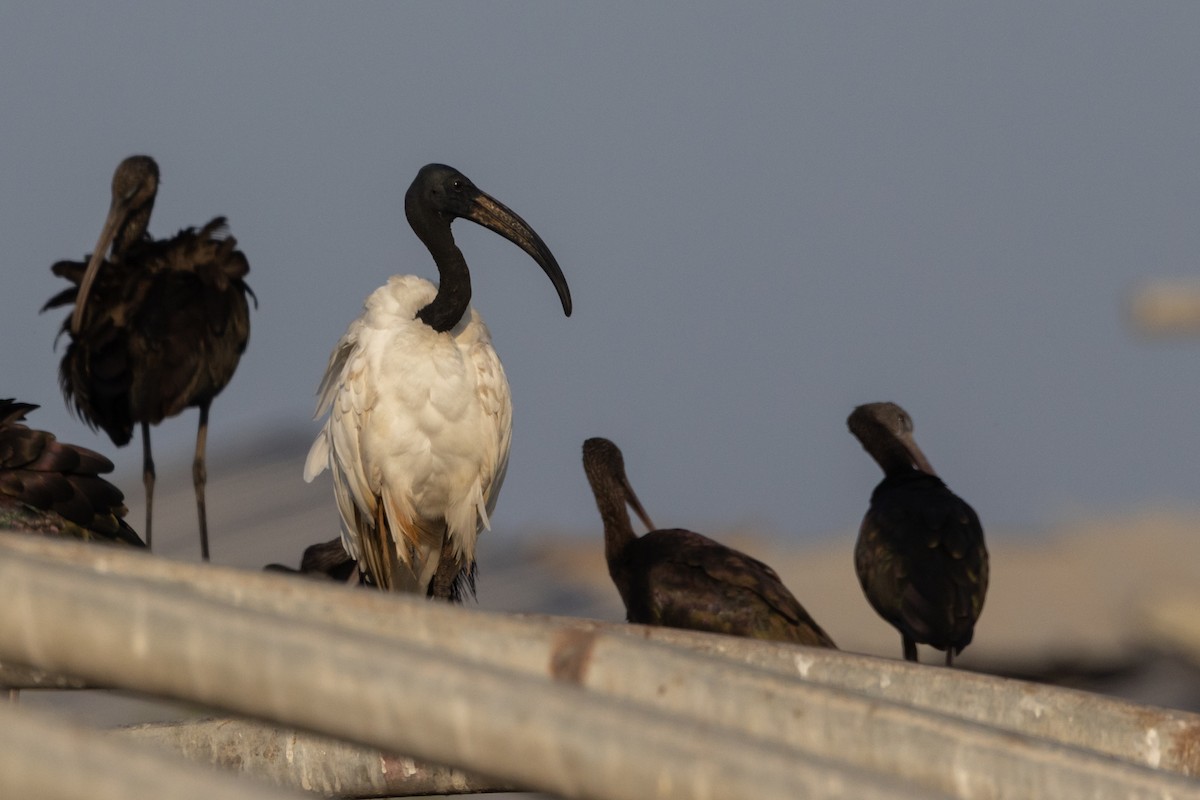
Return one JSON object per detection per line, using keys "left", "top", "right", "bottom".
{"left": 0, "top": 399, "right": 143, "bottom": 546}
{"left": 581, "top": 437, "right": 836, "bottom": 647}
{"left": 43, "top": 155, "right": 255, "bottom": 560}
{"left": 847, "top": 401, "right": 988, "bottom": 665}
{"left": 304, "top": 164, "right": 571, "bottom": 599}
{"left": 265, "top": 537, "right": 366, "bottom": 585}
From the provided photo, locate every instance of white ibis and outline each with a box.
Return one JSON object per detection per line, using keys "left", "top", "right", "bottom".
{"left": 847, "top": 401, "right": 988, "bottom": 665}
{"left": 304, "top": 164, "right": 572, "bottom": 600}
{"left": 581, "top": 437, "right": 836, "bottom": 647}
{"left": 43, "top": 155, "right": 255, "bottom": 560}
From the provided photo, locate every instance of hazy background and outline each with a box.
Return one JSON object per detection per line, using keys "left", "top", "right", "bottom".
{"left": 2, "top": 3, "right": 1198, "bottom": 551}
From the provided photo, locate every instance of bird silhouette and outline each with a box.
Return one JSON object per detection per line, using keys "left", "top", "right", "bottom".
{"left": 582, "top": 437, "right": 835, "bottom": 647}
{"left": 848, "top": 402, "right": 987, "bottom": 665}
{"left": 43, "top": 155, "right": 255, "bottom": 559}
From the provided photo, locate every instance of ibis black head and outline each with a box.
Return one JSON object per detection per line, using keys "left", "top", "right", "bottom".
{"left": 847, "top": 402, "right": 937, "bottom": 477}
{"left": 405, "top": 164, "right": 572, "bottom": 329}
{"left": 70, "top": 155, "right": 161, "bottom": 334}
{"left": 111, "top": 155, "right": 160, "bottom": 214}
{"left": 582, "top": 437, "right": 656, "bottom": 534}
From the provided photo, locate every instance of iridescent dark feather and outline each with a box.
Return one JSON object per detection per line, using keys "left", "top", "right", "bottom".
{"left": 583, "top": 437, "right": 835, "bottom": 648}
{"left": 617, "top": 528, "right": 837, "bottom": 647}
{"left": 848, "top": 402, "right": 988, "bottom": 665}
{"left": 856, "top": 471, "right": 987, "bottom": 658}
{"left": 265, "top": 537, "right": 366, "bottom": 584}
{"left": 0, "top": 399, "right": 143, "bottom": 545}
{"left": 42, "top": 156, "right": 255, "bottom": 559}
{"left": 43, "top": 217, "right": 255, "bottom": 445}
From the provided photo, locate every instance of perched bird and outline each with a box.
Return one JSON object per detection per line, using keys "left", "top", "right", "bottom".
{"left": 847, "top": 402, "right": 988, "bottom": 665}
{"left": 265, "top": 537, "right": 366, "bottom": 585}
{"left": 0, "top": 398, "right": 143, "bottom": 546}
{"left": 581, "top": 437, "right": 836, "bottom": 647}
{"left": 43, "top": 155, "right": 255, "bottom": 560}
{"left": 304, "top": 164, "right": 572, "bottom": 600}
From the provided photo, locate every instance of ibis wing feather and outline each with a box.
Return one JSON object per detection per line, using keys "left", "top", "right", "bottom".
{"left": 0, "top": 399, "right": 143, "bottom": 545}
{"left": 302, "top": 430, "right": 330, "bottom": 483}
{"left": 856, "top": 472, "right": 987, "bottom": 654}
{"left": 628, "top": 530, "right": 836, "bottom": 648}
{"left": 46, "top": 217, "right": 253, "bottom": 441}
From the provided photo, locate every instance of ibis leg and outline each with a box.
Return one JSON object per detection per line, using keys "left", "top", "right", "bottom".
{"left": 428, "top": 542, "right": 460, "bottom": 602}
{"left": 194, "top": 402, "right": 211, "bottom": 562}
{"left": 428, "top": 537, "right": 475, "bottom": 602}
{"left": 142, "top": 421, "right": 155, "bottom": 550}
{"left": 902, "top": 635, "right": 918, "bottom": 663}
{"left": 944, "top": 648, "right": 954, "bottom": 668}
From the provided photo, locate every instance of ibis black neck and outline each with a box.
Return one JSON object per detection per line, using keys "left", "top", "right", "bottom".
{"left": 416, "top": 238, "right": 472, "bottom": 332}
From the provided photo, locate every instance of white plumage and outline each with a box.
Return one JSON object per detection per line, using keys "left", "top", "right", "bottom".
{"left": 303, "top": 164, "right": 571, "bottom": 598}
{"left": 304, "top": 275, "right": 512, "bottom": 593}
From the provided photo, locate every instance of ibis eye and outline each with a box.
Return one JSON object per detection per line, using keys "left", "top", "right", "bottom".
{"left": 451, "top": 179, "right": 464, "bottom": 191}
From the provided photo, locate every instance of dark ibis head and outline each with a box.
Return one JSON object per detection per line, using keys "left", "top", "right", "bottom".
{"left": 582, "top": 437, "right": 656, "bottom": 533}
{"left": 71, "top": 156, "right": 160, "bottom": 334}
{"left": 847, "top": 401, "right": 938, "bottom": 476}
{"left": 405, "top": 163, "right": 572, "bottom": 318}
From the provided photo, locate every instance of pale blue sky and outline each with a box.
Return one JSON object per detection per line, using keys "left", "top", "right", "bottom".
{"left": 2, "top": 4, "right": 1198, "bottom": 543}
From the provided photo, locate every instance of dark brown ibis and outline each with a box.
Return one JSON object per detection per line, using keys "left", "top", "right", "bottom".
{"left": 43, "top": 155, "right": 255, "bottom": 560}
{"left": 265, "top": 537, "right": 369, "bottom": 585}
{"left": 847, "top": 401, "right": 988, "bottom": 666}
{"left": 0, "top": 399, "right": 143, "bottom": 546}
{"left": 581, "top": 437, "right": 836, "bottom": 647}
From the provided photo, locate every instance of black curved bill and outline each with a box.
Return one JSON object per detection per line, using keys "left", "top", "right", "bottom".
{"left": 466, "top": 192, "right": 572, "bottom": 317}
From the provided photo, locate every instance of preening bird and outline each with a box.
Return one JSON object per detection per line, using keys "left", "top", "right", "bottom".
{"left": 0, "top": 399, "right": 143, "bottom": 546}
{"left": 43, "top": 155, "right": 255, "bottom": 560}
{"left": 581, "top": 437, "right": 836, "bottom": 647}
{"left": 847, "top": 402, "right": 988, "bottom": 665}
{"left": 304, "top": 163, "right": 572, "bottom": 600}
